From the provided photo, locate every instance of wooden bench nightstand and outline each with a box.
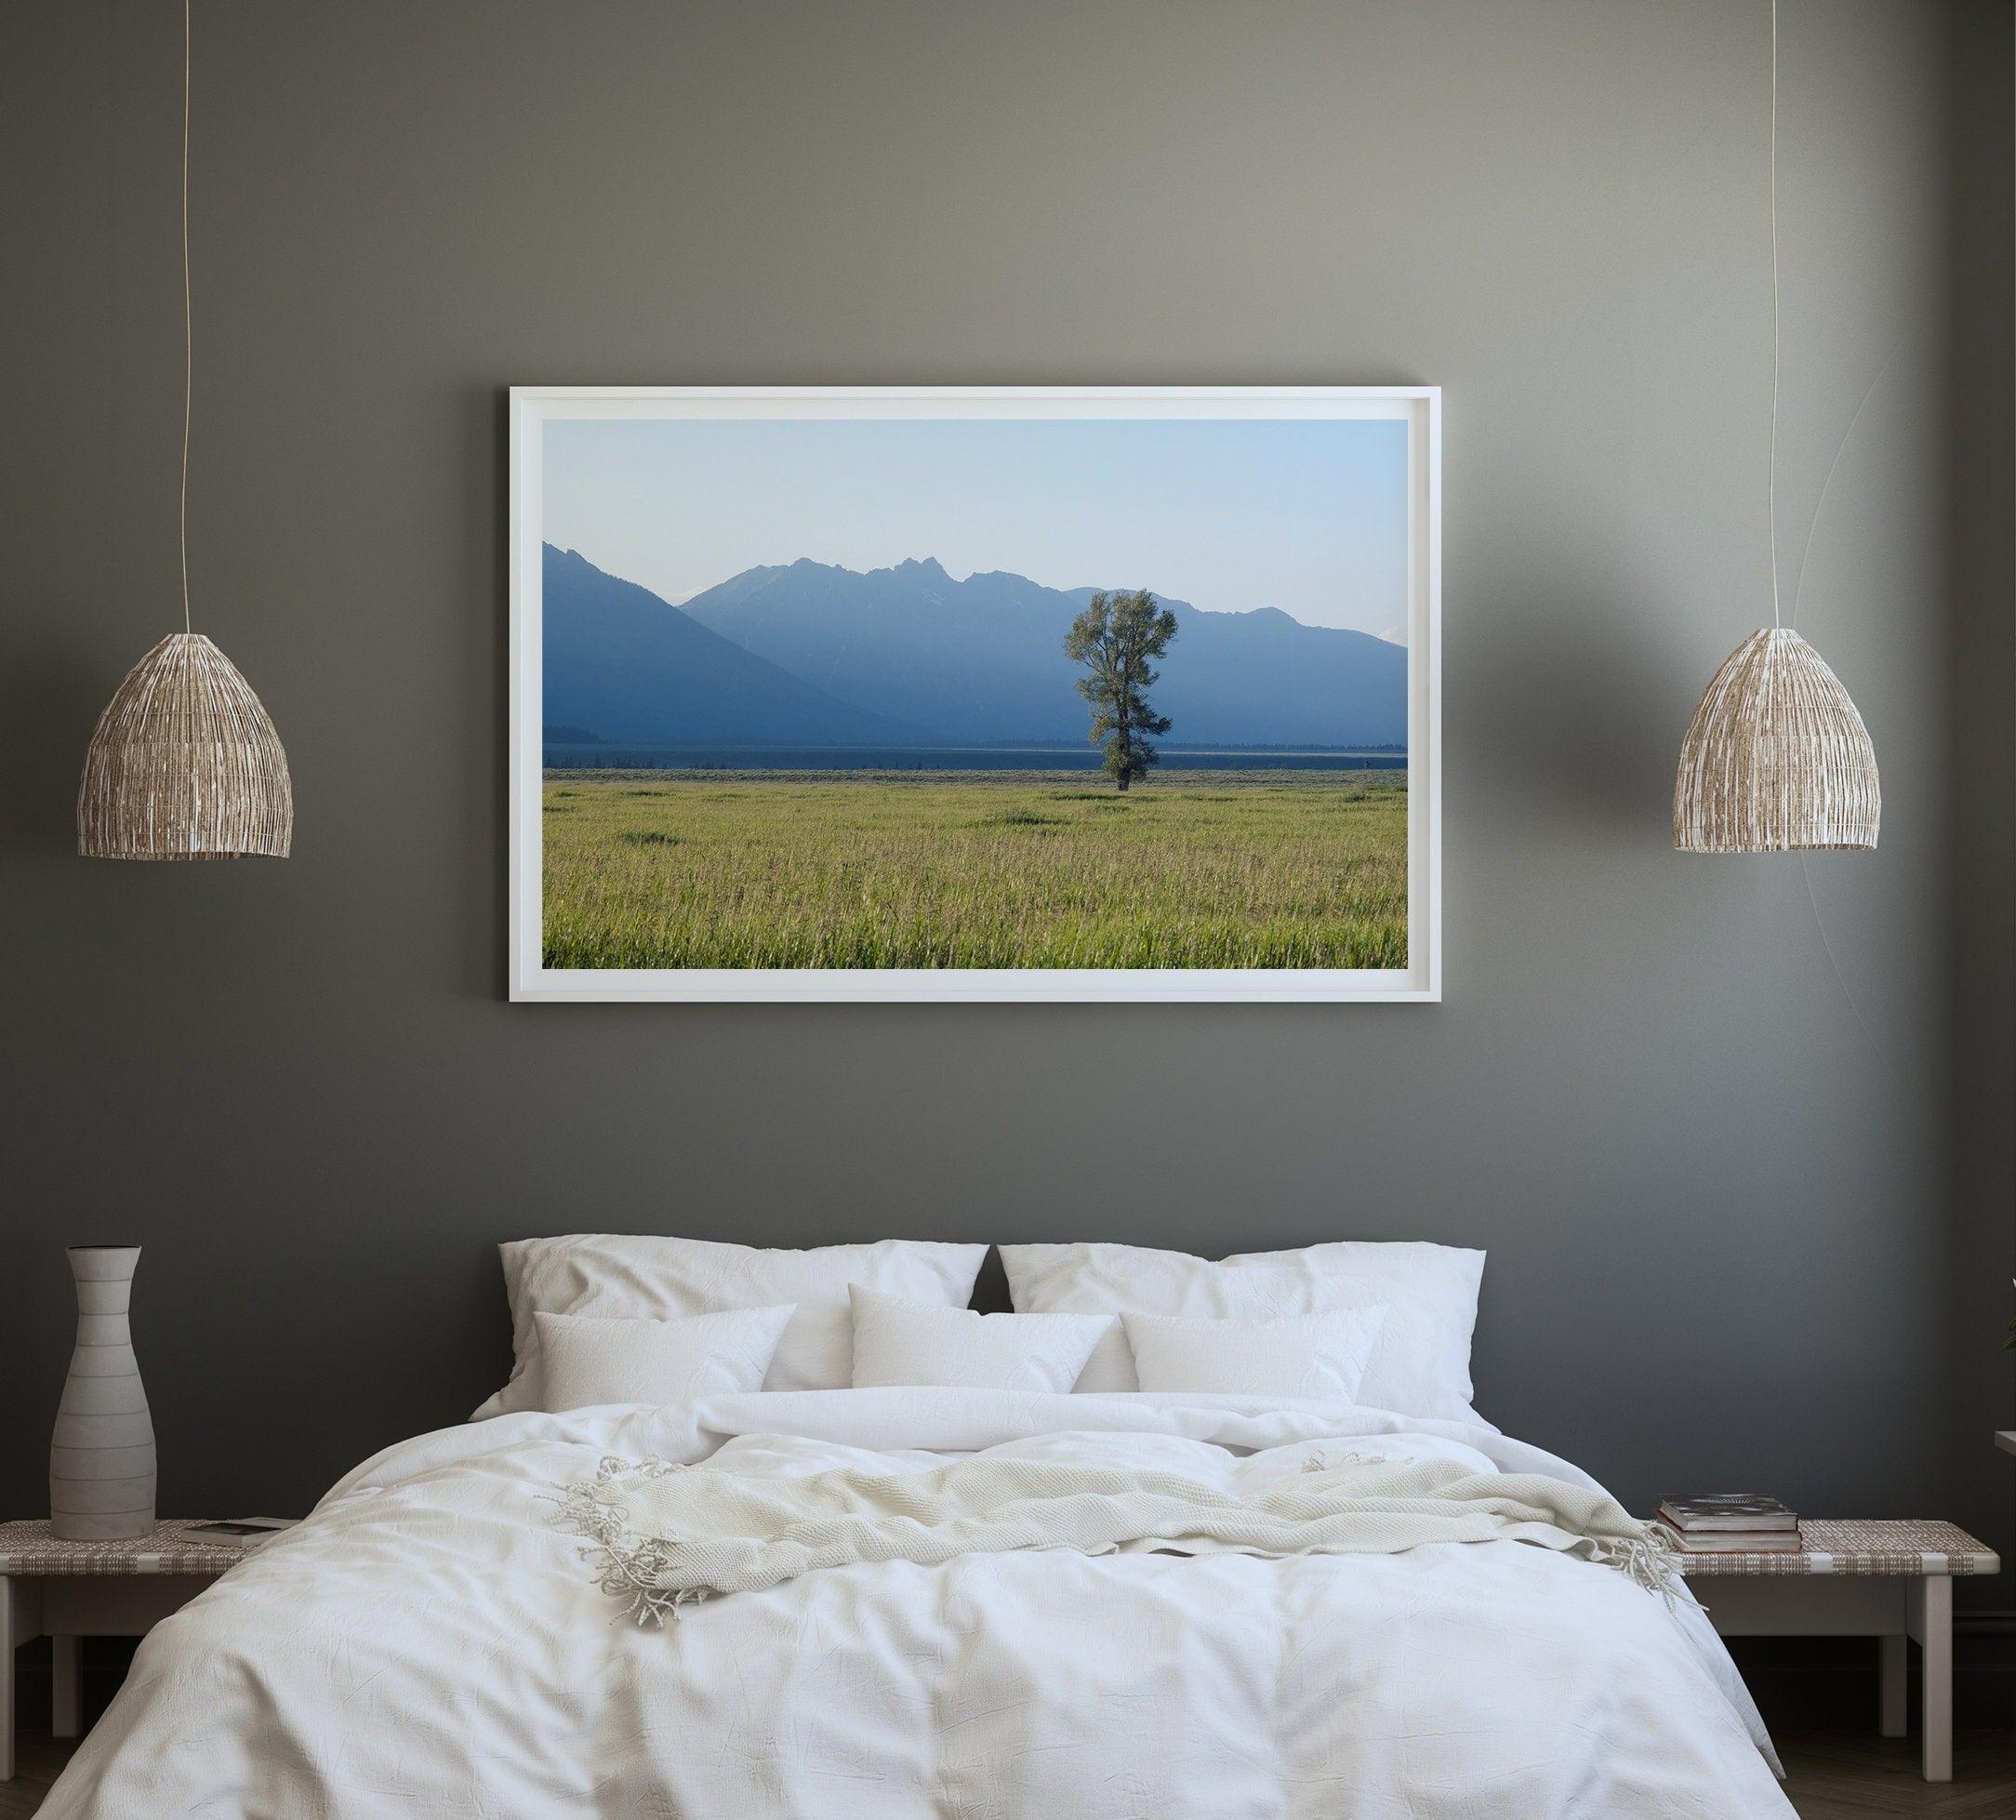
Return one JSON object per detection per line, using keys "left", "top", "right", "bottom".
{"left": 0, "top": 1521, "right": 273, "bottom": 1781}
{"left": 1676, "top": 1519, "right": 1999, "bottom": 1784}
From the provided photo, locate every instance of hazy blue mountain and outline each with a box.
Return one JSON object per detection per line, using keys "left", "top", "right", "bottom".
{"left": 541, "top": 545, "right": 932, "bottom": 745}
{"left": 679, "top": 556, "right": 1407, "bottom": 747}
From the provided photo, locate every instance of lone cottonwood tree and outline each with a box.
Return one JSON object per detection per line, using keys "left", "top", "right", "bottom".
{"left": 1064, "top": 590, "right": 1179, "bottom": 791}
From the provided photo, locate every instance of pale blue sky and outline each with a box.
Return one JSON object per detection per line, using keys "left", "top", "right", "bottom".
{"left": 544, "top": 416, "right": 1409, "bottom": 636}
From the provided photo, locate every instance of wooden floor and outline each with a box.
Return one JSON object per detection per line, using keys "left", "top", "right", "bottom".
{"left": 0, "top": 1736, "right": 71, "bottom": 1820}
{"left": 1776, "top": 1732, "right": 2016, "bottom": 1816}
{"left": 2, "top": 1729, "right": 2012, "bottom": 1816}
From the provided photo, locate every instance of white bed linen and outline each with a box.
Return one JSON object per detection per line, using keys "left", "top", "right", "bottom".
{"left": 849, "top": 1285, "right": 1112, "bottom": 1390}
{"left": 40, "top": 1390, "right": 1791, "bottom": 1820}
{"left": 534, "top": 1304, "right": 794, "bottom": 1410}
{"left": 1001, "top": 1240, "right": 1487, "bottom": 1422}
{"left": 1119, "top": 1305, "right": 1387, "bottom": 1399}
{"left": 479, "top": 1235, "right": 988, "bottom": 1414}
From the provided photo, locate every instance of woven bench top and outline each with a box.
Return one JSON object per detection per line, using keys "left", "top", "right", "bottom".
{"left": 1669, "top": 1519, "right": 1998, "bottom": 1577}
{"left": 0, "top": 1520, "right": 284, "bottom": 1575}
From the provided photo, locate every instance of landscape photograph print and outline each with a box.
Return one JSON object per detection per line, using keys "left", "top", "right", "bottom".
{"left": 510, "top": 389, "right": 1439, "bottom": 1003}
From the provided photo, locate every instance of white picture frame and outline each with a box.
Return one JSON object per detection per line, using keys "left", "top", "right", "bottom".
{"left": 509, "top": 385, "right": 1441, "bottom": 1003}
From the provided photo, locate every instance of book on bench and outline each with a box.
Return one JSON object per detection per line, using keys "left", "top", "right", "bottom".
{"left": 1656, "top": 1494, "right": 1799, "bottom": 1551}
{"left": 1658, "top": 1493, "right": 1797, "bottom": 1532}
{"left": 1660, "top": 1526, "right": 1803, "bottom": 1553}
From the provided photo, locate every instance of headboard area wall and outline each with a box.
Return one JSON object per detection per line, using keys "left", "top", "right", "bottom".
{"left": 1, "top": 0, "right": 2009, "bottom": 1606}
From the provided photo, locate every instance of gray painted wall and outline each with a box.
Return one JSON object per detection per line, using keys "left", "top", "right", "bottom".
{"left": 2, "top": 0, "right": 2009, "bottom": 1611}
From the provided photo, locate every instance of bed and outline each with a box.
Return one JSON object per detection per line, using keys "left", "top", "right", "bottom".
{"left": 35, "top": 1237, "right": 1795, "bottom": 1818}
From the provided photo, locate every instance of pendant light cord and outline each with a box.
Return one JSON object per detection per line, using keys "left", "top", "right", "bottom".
{"left": 1767, "top": 0, "right": 1781, "bottom": 629}
{"left": 179, "top": 0, "right": 192, "bottom": 635}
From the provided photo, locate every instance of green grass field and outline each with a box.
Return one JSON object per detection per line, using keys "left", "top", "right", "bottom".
{"left": 541, "top": 769, "right": 1408, "bottom": 970}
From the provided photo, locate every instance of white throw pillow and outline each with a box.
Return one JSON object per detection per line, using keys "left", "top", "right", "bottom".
{"left": 849, "top": 1286, "right": 1112, "bottom": 1392}
{"left": 534, "top": 1306, "right": 795, "bottom": 1412}
{"left": 1000, "top": 1241, "right": 1487, "bottom": 1423}
{"left": 476, "top": 1235, "right": 988, "bottom": 1417}
{"left": 1120, "top": 1307, "right": 1386, "bottom": 1401}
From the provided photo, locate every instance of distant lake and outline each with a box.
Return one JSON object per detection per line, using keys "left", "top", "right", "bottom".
{"left": 542, "top": 743, "right": 1407, "bottom": 774}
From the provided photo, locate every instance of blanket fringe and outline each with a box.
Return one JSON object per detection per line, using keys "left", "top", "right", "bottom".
{"left": 1597, "top": 1527, "right": 1686, "bottom": 1605}
{"left": 551, "top": 1456, "right": 710, "bottom": 1626}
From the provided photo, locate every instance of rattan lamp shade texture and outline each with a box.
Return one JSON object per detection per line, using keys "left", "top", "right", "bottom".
{"left": 1672, "top": 627, "right": 1878, "bottom": 853}
{"left": 76, "top": 632, "right": 293, "bottom": 859}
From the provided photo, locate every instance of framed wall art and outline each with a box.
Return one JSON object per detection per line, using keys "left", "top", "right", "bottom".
{"left": 509, "top": 386, "right": 1440, "bottom": 1002}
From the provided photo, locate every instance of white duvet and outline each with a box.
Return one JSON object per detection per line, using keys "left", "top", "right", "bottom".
{"left": 42, "top": 1390, "right": 1793, "bottom": 1818}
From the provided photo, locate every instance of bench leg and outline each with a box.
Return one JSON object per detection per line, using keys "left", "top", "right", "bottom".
{"left": 1878, "top": 1631, "right": 1907, "bottom": 1738}
{"left": 51, "top": 1635, "right": 81, "bottom": 1739}
{"left": 1917, "top": 1577, "right": 1952, "bottom": 1782}
{"left": 1, "top": 1574, "right": 12, "bottom": 1782}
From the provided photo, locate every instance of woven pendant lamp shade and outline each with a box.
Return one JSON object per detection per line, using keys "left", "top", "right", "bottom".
{"left": 77, "top": 633, "right": 292, "bottom": 859}
{"left": 1673, "top": 627, "right": 1878, "bottom": 852}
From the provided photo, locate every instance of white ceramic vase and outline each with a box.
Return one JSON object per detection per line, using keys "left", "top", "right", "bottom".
{"left": 50, "top": 1245, "right": 157, "bottom": 1540}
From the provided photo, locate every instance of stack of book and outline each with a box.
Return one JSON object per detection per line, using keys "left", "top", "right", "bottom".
{"left": 1656, "top": 1493, "right": 1800, "bottom": 1553}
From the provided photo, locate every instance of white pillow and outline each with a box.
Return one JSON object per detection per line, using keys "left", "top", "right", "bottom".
{"left": 534, "top": 1306, "right": 794, "bottom": 1412}
{"left": 849, "top": 1285, "right": 1112, "bottom": 1392}
{"left": 1120, "top": 1307, "right": 1386, "bottom": 1401}
{"left": 476, "top": 1235, "right": 988, "bottom": 1417}
{"left": 1000, "top": 1241, "right": 1487, "bottom": 1423}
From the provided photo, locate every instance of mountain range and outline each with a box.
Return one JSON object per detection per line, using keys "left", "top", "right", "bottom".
{"left": 542, "top": 543, "right": 1407, "bottom": 749}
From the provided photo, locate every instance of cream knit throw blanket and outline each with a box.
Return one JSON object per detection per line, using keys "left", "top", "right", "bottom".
{"left": 559, "top": 1452, "right": 1679, "bottom": 1624}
